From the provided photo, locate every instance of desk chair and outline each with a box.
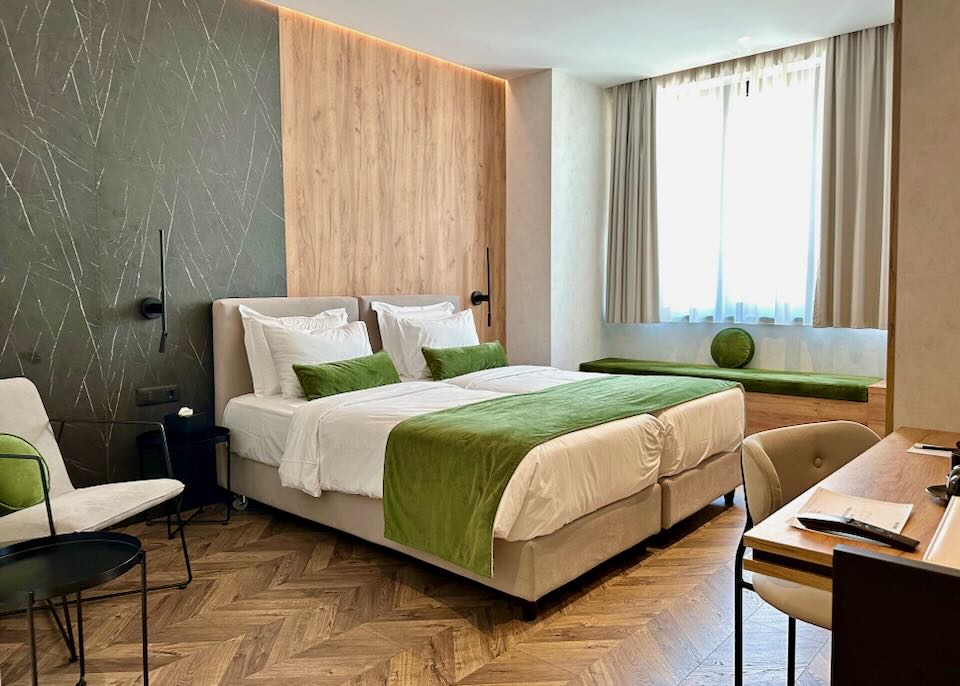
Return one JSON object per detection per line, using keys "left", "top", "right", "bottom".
{"left": 832, "top": 545, "right": 960, "bottom": 684}
{"left": 736, "top": 421, "right": 880, "bottom": 685}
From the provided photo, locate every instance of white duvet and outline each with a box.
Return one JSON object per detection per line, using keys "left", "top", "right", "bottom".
{"left": 277, "top": 381, "right": 663, "bottom": 541}
{"left": 442, "top": 366, "right": 745, "bottom": 477}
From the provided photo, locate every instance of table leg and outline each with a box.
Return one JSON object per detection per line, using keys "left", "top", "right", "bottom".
{"left": 76, "top": 591, "right": 85, "bottom": 686}
{"left": 141, "top": 551, "right": 149, "bottom": 686}
{"left": 60, "top": 596, "right": 77, "bottom": 661}
{"left": 44, "top": 596, "right": 77, "bottom": 661}
{"left": 225, "top": 436, "right": 231, "bottom": 525}
{"left": 27, "top": 591, "right": 38, "bottom": 686}
{"left": 787, "top": 616, "right": 796, "bottom": 685}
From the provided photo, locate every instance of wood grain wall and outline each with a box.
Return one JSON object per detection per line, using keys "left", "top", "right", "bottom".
{"left": 278, "top": 9, "right": 506, "bottom": 343}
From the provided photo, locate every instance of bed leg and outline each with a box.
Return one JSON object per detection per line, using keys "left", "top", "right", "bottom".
{"left": 520, "top": 600, "right": 538, "bottom": 622}
{"left": 724, "top": 490, "right": 736, "bottom": 506}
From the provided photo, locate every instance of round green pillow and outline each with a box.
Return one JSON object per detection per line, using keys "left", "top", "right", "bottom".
{"left": 0, "top": 433, "right": 49, "bottom": 516}
{"left": 711, "top": 328, "right": 755, "bottom": 368}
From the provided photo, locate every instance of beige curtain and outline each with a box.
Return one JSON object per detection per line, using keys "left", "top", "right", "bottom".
{"left": 813, "top": 25, "right": 893, "bottom": 329}
{"left": 605, "top": 79, "right": 660, "bottom": 323}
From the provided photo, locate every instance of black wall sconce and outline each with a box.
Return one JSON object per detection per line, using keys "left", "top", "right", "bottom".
{"left": 140, "top": 229, "right": 168, "bottom": 352}
{"left": 470, "top": 246, "right": 493, "bottom": 328}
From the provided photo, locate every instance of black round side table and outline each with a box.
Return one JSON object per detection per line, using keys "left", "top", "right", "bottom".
{"left": 0, "top": 532, "right": 148, "bottom": 686}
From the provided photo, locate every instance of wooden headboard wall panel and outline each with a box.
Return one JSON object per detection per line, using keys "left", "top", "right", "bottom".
{"left": 278, "top": 9, "right": 506, "bottom": 344}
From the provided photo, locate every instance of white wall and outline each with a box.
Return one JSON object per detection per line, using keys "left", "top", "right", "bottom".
{"left": 891, "top": 0, "right": 960, "bottom": 430}
{"left": 550, "top": 72, "right": 610, "bottom": 369}
{"left": 505, "top": 70, "right": 553, "bottom": 365}
{"left": 506, "top": 69, "right": 609, "bottom": 369}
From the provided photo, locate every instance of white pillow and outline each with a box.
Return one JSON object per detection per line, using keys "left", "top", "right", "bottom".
{"left": 391, "top": 309, "right": 480, "bottom": 380}
{"left": 239, "top": 305, "right": 348, "bottom": 397}
{"left": 263, "top": 321, "right": 373, "bottom": 398}
{"left": 371, "top": 301, "right": 455, "bottom": 369}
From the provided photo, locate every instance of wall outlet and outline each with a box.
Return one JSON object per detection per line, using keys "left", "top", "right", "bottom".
{"left": 136, "top": 384, "right": 179, "bottom": 406}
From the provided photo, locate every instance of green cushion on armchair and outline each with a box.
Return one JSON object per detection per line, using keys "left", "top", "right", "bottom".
{"left": 0, "top": 433, "right": 49, "bottom": 516}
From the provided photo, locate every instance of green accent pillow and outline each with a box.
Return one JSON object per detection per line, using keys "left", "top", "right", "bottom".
{"left": 422, "top": 341, "right": 508, "bottom": 381}
{"left": 0, "top": 433, "right": 49, "bottom": 517}
{"left": 710, "top": 328, "right": 755, "bottom": 368}
{"left": 294, "top": 351, "right": 401, "bottom": 401}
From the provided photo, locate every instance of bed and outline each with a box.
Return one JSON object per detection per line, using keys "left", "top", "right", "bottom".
{"left": 212, "top": 295, "right": 743, "bottom": 602}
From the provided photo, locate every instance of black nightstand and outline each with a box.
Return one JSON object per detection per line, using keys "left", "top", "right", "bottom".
{"left": 137, "top": 425, "right": 232, "bottom": 537}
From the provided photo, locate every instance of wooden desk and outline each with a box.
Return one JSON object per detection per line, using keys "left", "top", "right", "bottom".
{"left": 743, "top": 427, "right": 958, "bottom": 591}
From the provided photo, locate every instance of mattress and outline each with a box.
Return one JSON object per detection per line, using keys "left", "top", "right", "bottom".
{"left": 222, "top": 383, "right": 664, "bottom": 542}
{"left": 223, "top": 394, "right": 305, "bottom": 467}
{"left": 444, "top": 365, "right": 745, "bottom": 477}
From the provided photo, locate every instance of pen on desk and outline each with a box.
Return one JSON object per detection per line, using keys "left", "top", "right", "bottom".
{"left": 915, "top": 444, "right": 954, "bottom": 451}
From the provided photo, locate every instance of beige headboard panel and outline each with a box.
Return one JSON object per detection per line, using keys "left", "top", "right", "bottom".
{"left": 358, "top": 294, "right": 462, "bottom": 352}
{"left": 212, "top": 296, "right": 359, "bottom": 423}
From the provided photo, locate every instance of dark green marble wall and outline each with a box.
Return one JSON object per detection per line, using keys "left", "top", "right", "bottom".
{"left": 0, "top": 0, "right": 285, "bottom": 484}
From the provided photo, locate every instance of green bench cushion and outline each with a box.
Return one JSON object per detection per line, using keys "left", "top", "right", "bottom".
{"left": 579, "top": 358, "right": 881, "bottom": 403}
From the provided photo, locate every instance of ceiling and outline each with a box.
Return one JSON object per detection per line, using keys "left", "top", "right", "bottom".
{"left": 269, "top": 0, "right": 893, "bottom": 87}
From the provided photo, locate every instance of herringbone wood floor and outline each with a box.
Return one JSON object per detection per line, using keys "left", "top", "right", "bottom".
{"left": 0, "top": 492, "right": 830, "bottom": 685}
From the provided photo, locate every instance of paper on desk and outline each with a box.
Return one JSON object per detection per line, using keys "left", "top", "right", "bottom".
{"left": 907, "top": 444, "right": 953, "bottom": 457}
{"left": 792, "top": 487, "right": 913, "bottom": 534}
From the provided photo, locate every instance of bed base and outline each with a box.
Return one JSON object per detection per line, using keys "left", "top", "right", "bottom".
{"left": 217, "top": 449, "right": 740, "bottom": 602}
{"left": 659, "top": 450, "right": 743, "bottom": 528}
{"left": 219, "top": 455, "right": 661, "bottom": 601}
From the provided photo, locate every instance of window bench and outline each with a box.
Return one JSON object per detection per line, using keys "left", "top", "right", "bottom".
{"left": 579, "top": 358, "right": 887, "bottom": 436}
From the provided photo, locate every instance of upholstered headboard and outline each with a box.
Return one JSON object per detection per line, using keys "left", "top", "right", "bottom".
{"left": 358, "top": 294, "right": 462, "bottom": 352}
{"left": 211, "top": 296, "right": 359, "bottom": 423}
{"left": 211, "top": 294, "right": 462, "bottom": 423}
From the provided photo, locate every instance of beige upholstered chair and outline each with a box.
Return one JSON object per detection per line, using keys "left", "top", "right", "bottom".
{"left": 0, "top": 377, "right": 191, "bottom": 592}
{"left": 735, "top": 420, "right": 880, "bottom": 686}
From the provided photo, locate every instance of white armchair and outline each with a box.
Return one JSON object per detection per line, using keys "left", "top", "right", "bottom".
{"left": 0, "top": 377, "right": 192, "bottom": 598}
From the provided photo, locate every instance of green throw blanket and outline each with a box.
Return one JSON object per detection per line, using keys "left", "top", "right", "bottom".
{"left": 383, "top": 375, "right": 737, "bottom": 577}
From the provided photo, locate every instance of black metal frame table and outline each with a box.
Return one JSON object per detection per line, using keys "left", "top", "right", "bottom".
{"left": 138, "top": 425, "right": 232, "bottom": 537}
{"left": 0, "top": 531, "right": 148, "bottom": 686}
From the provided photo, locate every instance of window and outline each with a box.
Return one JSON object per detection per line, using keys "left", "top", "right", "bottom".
{"left": 656, "top": 57, "right": 824, "bottom": 324}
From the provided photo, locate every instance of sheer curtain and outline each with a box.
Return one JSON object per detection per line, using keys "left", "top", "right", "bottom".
{"left": 656, "top": 44, "right": 825, "bottom": 324}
